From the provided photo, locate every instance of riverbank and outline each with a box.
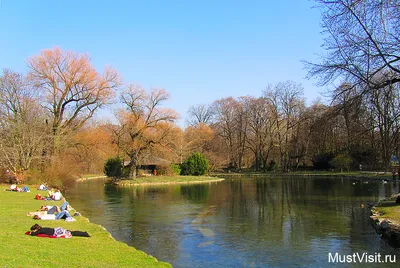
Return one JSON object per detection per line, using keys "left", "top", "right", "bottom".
{"left": 370, "top": 193, "right": 400, "bottom": 248}
{"left": 76, "top": 174, "right": 107, "bottom": 182}
{"left": 113, "top": 175, "right": 224, "bottom": 186}
{"left": 0, "top": 184, "right": 171, "bottom": 267}
{"left": 213, "top": 170, "right": 394, "bottom": 180}
{"left": 109, "top": 170, "right": 396, "bottom": 186}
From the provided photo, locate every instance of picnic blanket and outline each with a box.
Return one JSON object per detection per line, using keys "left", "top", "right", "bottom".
{"left": 25, "top": 231, "right": 69, "bottom": 238}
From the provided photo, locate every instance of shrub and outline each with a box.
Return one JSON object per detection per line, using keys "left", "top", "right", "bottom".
{"left": 104, "top": 157, "right": 123, "bottom": 178}
{"left": 156, "top": 164, "right": 181, "bottom": 176}
{"left": 180, "top": 152, "right": 209, "bottom": 176}
{"left": 312, "top": 152, "right": 335, "bottom": 170}
{"left": 330, "top": 154, "right": 352, "bottom": 172}
{"left": 31, "top": 165, "right": 76, "bottom": 190}
{"left": 267, "top": 160, "right": 278, "bottom": 171}
{"left": 171, "top": 164, "right": 181, "bottom": 175}
{"left": 0, "top": 168, "right": 11, "bottom": 183}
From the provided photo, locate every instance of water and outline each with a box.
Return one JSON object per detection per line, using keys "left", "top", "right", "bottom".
{"left": 65, "top": 176, "right": 400, "bottom": 267}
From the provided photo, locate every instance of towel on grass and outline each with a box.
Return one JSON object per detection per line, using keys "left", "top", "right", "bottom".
{"left": 25, "top": 231, "right": 69, "bottom": 238}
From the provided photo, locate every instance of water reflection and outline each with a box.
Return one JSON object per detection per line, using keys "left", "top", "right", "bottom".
{"left": 65, "top": 177, "right": 400, "bottom": 267}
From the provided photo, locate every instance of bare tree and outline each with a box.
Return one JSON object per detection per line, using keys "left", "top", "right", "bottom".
{"left": 305, "top": 0, "right": 400, "bottom": 92}
{"left": 27, "top": 47, "right": 121, "bottom": 153}
{"left": 264, "top": 81, "right": 305, "bottom": 172}
{"left": 0, "top": 69, "right": 46, "bottom": 181}
{"left": 212, "top": 97, "right": 249, "bottom": 170}
{"left": 243, "top": 96, "right": 273, "bottom": 171}
{"left": 186, "top": 104, "right": 215, "bottom": 126}
{"left": 366, "top": 82, "right": 400, "bottom": 166}
{"left": 115, "top": 85, "right": 178, "bottom": 179}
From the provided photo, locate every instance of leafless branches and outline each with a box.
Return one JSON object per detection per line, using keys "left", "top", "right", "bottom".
{"left": 305, "top": 0, "right": 400, "bottom": 91}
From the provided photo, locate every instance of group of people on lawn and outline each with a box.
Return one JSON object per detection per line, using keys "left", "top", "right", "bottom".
{"left": 11, "top": 183, "right": 91, "bottom": 238}
{"left": 27, "top": 198, "right": 76, "bottom": 221}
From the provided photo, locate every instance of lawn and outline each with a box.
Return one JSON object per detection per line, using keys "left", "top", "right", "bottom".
{"left": 0, "top": 184, "right": 171, "bottom": 268}
{"left": 373, "top": 197, "right": 400, "bottom": 226}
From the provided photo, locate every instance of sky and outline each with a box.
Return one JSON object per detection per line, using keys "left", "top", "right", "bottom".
{"left": 0, "top": 0, "right": 326, "bottom": 126}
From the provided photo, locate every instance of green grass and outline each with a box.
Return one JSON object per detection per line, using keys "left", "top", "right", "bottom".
{"left": 116, "top": 175, "right": 224, "bottom": 186}
{"left": 0, "top": 184, "right": 171, "bottom": 268}
{"left": 374, "top": 197, "right": 400, "bottom": 225}
{"left": 213, "top": 170, "right": 394, "bottom": 179}
{"left": 82, "top": 174, "right": 107, "bottom": 179}
{"left": 77, "top": 174, "right": 107, "bottom": 182}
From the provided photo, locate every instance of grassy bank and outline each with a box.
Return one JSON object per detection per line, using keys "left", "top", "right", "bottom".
{"left": 288, "top": 170, "right": 392, "bottom": 178}
{"left": 115, "top": 175, "right": 224, "bottom": 186}
{"left": 370, "top": 194, "right": 400, "bottom": 247}
{"left": 372, "top": 195, "right": 400, "bottom": 225}
{"left": 0, "top": 184, "right": 171, "bottom": 267}
{"left": 113, "top": 171, "right": 394, "bottom": 186}
{"left": 213, "top": 170, "right": 394, "bottom": 180}
{"left": 76, "top": 174, "right": 107, "bottom": 182}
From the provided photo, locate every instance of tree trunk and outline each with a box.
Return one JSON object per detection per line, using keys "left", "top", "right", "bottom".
{"left": 129, "top": 164, "right": 137, "bottom": 180}
{"left": 128, "top": 153, "right": 138, "bottom": 179}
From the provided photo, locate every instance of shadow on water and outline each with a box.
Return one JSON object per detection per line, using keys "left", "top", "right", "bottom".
{"left": 65, "top": 176, "right": 400, "bottom": 267}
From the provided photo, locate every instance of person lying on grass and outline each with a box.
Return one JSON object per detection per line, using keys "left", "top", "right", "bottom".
{"left": 27, "top": 201, "right": 70, "bottom": 216}
{"left": 6, "top": 184, "right": 30, "bottom": 192}
{"left": 33, "top": 210, "right": 76, "bottom": 221}
{"left": 28, "top": 224, "right": 90, "bottom": 238}
{"left": 41, "top": 200, "right": 70, "bottom": 214}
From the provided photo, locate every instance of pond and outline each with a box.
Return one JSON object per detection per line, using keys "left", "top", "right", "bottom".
{"left": 65, "top": 176, "right": 400, "bottom": 267}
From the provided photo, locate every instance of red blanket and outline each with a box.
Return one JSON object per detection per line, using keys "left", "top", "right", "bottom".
{"left": 25, "top": 231, "right": 66, "bottom": 238}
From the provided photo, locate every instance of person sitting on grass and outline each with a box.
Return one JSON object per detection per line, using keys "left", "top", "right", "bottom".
{"left": 37, "top": 184, "right": 48, "bottom": 190}
{"left": 29, "top": 223, "right": 90, "bottom": 237}
{"left": 52, "top": 189, "right": 62, "bottom": 201}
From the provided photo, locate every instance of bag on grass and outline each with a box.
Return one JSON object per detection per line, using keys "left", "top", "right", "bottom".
{"left": 54, "top": 227, "right": 72, "bottom": 238}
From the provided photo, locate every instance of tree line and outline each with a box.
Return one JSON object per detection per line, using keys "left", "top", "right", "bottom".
{"left": 1, "top": 0, "right": 399, "bottom": 187}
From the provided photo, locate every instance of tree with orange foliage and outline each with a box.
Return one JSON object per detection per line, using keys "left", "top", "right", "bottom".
{"left": 182, "top": 124, "right": 213, "bottom": 158}
{"left": 27, "top": 47, "right": 121, "bottom": 153}
{"left": 114, "top": 85, "right": 178, "bottom": 179}
{"left": 71, "top": 124, "right": 118, "bottom": 174}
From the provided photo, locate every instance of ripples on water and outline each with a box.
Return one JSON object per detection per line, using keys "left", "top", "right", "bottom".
{"left": 65, "top": 176, "right": 400, "bottom": 267}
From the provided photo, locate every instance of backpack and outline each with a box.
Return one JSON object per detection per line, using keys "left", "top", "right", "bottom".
{"left": 54, "top": 227, "right": 72, "bottom": 238}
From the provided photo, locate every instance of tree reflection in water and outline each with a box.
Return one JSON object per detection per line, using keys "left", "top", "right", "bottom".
{"left": 66, "top": 177, "right": 400, "bottom": 267}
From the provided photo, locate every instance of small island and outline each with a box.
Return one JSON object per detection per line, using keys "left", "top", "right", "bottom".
{"left": 112, "top": 175, "right": 225, "bottom": 186}
{"left": 105, "top": 152, "right": 224, "bottom": 186}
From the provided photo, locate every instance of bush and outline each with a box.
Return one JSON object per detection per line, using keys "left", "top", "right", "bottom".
{"left": 267, "top": 160, "right": 278, "bottom": 171}
{"left": 104, "top": 157, "right": 123, "bottom": 178}
{"left": 330, "top": 154, "right": 352, "bottom": 172}
{"left": 171, "top": 164, "right": 181, "bottom": 175}
{"left": 156, "top": 164, "right": 181, "bottom": 176}
{"left": 312, "top": 152, "right": 335, "bottom": 170}
{"left": 29, "top": 165, "right": 76, "bottom": 190}
{"left": 180, "top": 152, "right": 209, "bottom": 176}
{"left": 0, "top": 168, "right": 12, "bottom": 183}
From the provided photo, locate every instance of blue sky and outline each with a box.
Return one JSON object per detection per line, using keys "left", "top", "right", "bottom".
{"left": 0, "top": 0, "right": 325, "bottom": 126}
